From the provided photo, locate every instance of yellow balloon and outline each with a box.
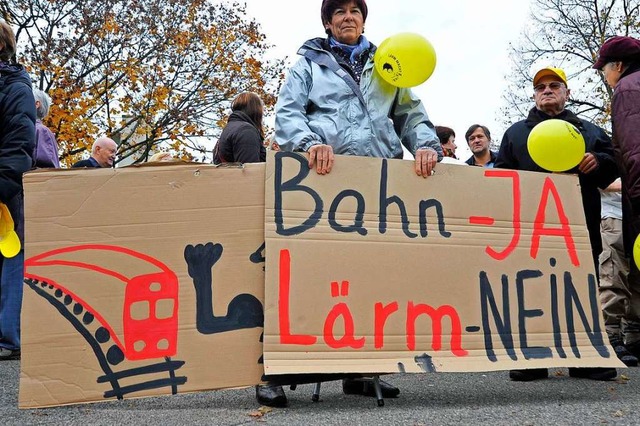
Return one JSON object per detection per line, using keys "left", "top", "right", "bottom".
{"left": 0, "top": 203, "right": 13, "bottom": 239}
{"left": 633, "top": 234, "right": 640, "bottom": 271}
{"left": 527, "top": 119, "right": 586, "bottom": 172}
{"left": 374, "top": 32, "right": 436, "bottom": 88}
{"left": 0, "top": 230, "right": 20, "bottom": 258}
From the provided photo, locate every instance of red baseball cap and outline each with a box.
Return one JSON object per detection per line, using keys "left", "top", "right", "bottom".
{"left": 593, "top": 36, "right": 640, "bottom": 70}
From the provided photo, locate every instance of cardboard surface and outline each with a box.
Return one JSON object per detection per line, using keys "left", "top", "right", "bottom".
{"left": 20, "top": 153, "right": 623, "bottom": 408}
{"left": 264, "top": 152, "right": 623, "bottom": 374}
{"left": 20, "top": 164, "right": 266, "bottom": 408}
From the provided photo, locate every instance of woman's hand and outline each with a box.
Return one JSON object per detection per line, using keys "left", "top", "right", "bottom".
{"left": 308, "top": 144, "right": 335, "bottom": 175}
{"left": 415, "top": 147, "right": 438, "bottom": 178}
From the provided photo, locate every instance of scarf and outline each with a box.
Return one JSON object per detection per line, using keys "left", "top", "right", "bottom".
{"left": 328, "top": 35, "right": 370, "bottom": 63}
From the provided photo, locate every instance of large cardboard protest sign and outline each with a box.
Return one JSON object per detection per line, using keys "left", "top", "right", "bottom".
{"left": 20, "top": 155, "right": 622, "bottom": 408}
{"left": 263, "top": 152, "right": 622, "bottom": 374}
{"left": 19, "top": 164, "right": 266, "bottom": 408}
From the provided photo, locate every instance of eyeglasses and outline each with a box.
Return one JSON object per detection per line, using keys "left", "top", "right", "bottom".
{"left": 533, "top": 82, "right": 565, "bottom": 93}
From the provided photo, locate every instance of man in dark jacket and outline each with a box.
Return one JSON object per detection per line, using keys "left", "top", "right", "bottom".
{"left": 0, "top": 21, "right": 36, "bottom": 360}
{"left": 71, "top": 137, "right": 117, "bottom": 168}
{"left": 495, "top": 66, "right": 619, "bottom": 382}
{"left": 464, "top": 124, "right": 498, "bottom": 167}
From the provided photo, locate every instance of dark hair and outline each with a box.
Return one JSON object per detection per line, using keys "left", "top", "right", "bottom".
{"left": 435, "top": 126, "right": 455, "bottom": 145}
{"left": 232, "top": 92, "right": 264, "bottom": 139}
{"left": 321, "top": 0, "right": 368, "bottom": 27}
{"left": 465, "top": 124, "right": 491, "bottom": 142}
{"left": 0, "top": 21, "right": 16, "bottom": 62}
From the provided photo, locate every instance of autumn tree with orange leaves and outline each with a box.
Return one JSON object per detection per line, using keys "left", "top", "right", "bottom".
{"left": 1, "top": 0, "right": 286, "bottom": 166}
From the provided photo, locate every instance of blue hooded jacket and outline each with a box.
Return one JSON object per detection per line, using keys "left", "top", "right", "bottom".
{"left": 275, "top": 37, "right": 441, "bottom": 160}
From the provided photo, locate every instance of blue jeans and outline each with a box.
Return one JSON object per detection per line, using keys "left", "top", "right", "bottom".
{"left": 0, "top": 250, "right": 24, "bottom": 350}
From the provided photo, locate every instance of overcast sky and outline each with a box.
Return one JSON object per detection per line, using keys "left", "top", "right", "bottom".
{"left": 244, "top": 0, "right": 532, "bottom": 161}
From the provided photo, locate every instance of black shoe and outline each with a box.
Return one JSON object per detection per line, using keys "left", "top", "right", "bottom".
{"left": 568, "top": 367, "right": 617, "bottom": 381}
{"left": 509, "top": 368, "right": 548, "bottom": 381}
{"left": 0, "top": 348, "right": 20, "bottom": 361}
{"left": 610, "top": 338, "right": 638, "bottom": 367}
{"left": 255, "top": 384, "right": 287, "bottom": 407}
{"left": 342, "top": 378, "right": 400, "bottom": 398}
{"left": 627, "top": 341, "right": 640, "bottom": 359}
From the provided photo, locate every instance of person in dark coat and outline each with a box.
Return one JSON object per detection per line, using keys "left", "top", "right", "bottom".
{"left": 593, "top": 36, "right": 640, "bottom": 359}
{"left": 495, "top": 66, "right": 619, "bottom": 382}
{"left": 71, "top": 137, "right": 117, "bottom": 168}
{"left": 213, "top": 91, "right": 286, "bottom": 406}
{"left": 213, "top": 91, "right": 266, "bottom": 164}
{"left": 0, "top": 21, "right": 36, "bottom": 360}
{"left": 464, "top": 124, "right": 498, "bottom": 167}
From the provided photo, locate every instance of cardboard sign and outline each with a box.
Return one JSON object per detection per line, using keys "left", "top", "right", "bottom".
{"left": 20, "top": 154, "right": 622, "bottom": 408}
{"left": 20, "top": 164, "right": 266, "bottom": 408}
{"left": 263, "top": 152, "right": 622, "bottom": 374}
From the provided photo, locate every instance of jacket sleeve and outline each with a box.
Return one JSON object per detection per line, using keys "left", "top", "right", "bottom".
{"left": 613, "top": 87, "right": 640, "bottom": 213}
{"left": 494, "top": 128, "right": 518, "bottom": 169}
{"left": 391, "top": 88, "right": 442, "bottom": 159}
{"left": 34, "top": 123, "right": 60, "bottom": 168}
{"left": 232, "top": 125, "right": 263, "bottom": 164}
{"left": 0, "top": 82, "right": 36, "bottom": 203}
{"left": 580, "top": 123, "right": 618, "bottom": 190}
{"left": 274, "top": 59, "right": 324, "bottom": 152}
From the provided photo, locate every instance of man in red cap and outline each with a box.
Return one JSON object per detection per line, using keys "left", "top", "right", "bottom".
{"left": 593, "top": 35, "right": 640, "bottom": 361}
{"left": 495, "top": 66, "right": 619, "bottom": 382}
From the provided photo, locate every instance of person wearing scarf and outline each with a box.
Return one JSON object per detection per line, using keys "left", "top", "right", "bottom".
{"left": 269, "top": 0, "right": 442, "bottom": 407}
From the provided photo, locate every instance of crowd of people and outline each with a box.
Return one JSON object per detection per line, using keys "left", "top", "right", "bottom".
{"left": 2, "top": 0, "right": 640, "bottom": 409}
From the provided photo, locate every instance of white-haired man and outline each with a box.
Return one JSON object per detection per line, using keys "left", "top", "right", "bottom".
{"left": 72, "top": 137, "right": 117, "bottom": 168}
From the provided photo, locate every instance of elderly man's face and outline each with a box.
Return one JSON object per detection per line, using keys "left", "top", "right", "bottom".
{"left": 533, "top": 76, "right": 570, "bottom": 116}
{"left": 324, "top": 1, "right": 364, "bottom": 45}
{"left": 94, "top": 140, "right": 117, "bottom": 167}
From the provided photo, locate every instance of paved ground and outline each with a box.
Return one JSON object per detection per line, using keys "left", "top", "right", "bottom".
{"left": 2, "top": 359, "right": 639, "bottom": 425}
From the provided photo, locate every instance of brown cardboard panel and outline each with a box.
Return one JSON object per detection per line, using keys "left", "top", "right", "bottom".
{"left": 264, "top": 151, "right": 623, "bottom": 375}
{"left": 20, "top": 164, "right": 266, "bottom": 408}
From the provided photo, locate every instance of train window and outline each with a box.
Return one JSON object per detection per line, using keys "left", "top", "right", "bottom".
{"left": 130, "top": 300, "right": 150, "bottom": 320}
{"left": 155, "top": 298, "right": 175, "bottom": 320}
{"left": 134, "top": 340, "right": 146, "bottom": 352}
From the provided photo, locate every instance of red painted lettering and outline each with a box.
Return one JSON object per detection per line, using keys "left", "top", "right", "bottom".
{"left": 482, "top": 170, "right": 521, "bottom": 261}
{"left": 279, "top": 249, "right": 317, "bottom": 345}
{"left": 374, "top": 302, "right": 399, "bottom": 349}
{"left": 530, "top": 177, "right": 579, "bottom": 266}
{"left": 406, "top": 302, "right": 468, "bottom": 356}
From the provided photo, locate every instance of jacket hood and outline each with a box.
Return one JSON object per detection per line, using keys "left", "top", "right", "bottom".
{"left": 228, "top": 110, "right": 263, "bottom": 139}
{"left": 524, "top": 107, "right": 583, "bottom": 129}
{"left": 0, "top": 62, "right": 31, "bottom": 92}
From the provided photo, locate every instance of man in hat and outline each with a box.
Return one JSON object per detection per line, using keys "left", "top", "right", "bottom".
{"left": 495, "top": 66, "right": 620, "bottom": 381}
{"left": 593, "top": 35, "right": 640, "bottom": 361}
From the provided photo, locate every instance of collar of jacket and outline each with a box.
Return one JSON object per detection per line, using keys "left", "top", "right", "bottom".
{"left": 524, "top": 107, "right": 583, "bottom": 129}
{"left": 297, "top": 37, "right": 378, "bottom": 109}
{"left": 620, "top": 62, "right": 640, "bottom": 81}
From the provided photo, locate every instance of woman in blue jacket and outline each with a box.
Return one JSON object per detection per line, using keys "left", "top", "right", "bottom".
{"left": 268, "top": 0, "right": 440, "bottom": 407}
{"left": 275, "top": 0, "right": 441, "bottom": 177}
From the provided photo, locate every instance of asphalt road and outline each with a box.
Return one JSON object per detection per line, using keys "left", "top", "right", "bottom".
{"left": 2, "top": 359, "right": 638, "bottom": 425}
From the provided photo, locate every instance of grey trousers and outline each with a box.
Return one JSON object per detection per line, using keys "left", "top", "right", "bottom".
{"left": 598, "top": 217, "right": 640, "bottom": 343}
